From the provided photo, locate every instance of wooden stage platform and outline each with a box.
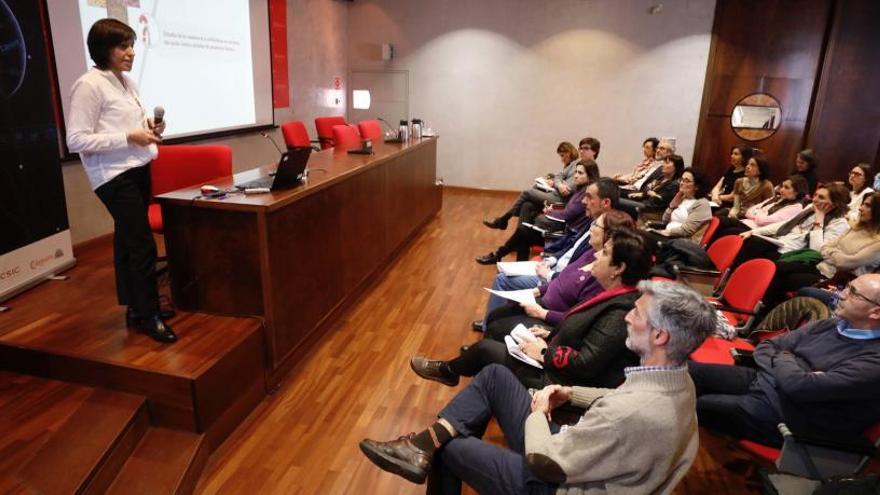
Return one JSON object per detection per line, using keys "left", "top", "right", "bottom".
{"left": 0, "top": 235, "right": 266, "bottom": 493}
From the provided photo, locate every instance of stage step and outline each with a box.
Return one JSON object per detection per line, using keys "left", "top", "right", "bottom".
{"left": 0, "top": 371, "right": 148, "bottom": 494}
{"left": 107, "top": 427, "right": 207, "bottom": 495}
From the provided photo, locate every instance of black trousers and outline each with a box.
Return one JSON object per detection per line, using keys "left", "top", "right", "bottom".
{"left": 94, "top": 164, "right": 160, "bottom": 316}
{"left": 707, "top": 216, "right": 749, "bottom": 246}
{"left": 732, "top": 236, "right": 780, "bottom": 266}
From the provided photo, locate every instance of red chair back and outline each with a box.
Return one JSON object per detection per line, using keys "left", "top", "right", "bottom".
{"left": 331, "top": 124, "right": 362, "bottom": 152}
{"left": 149, "top": 144, "right": 233, "bottom": 232}
{"left": 700, "top": 216, "right": 721, "bottom": 248}
{"left": 314, "top": 116, "right": 346, "bottom": 149}
{"left": 706, "top": 234, "right": 744, "bottom": 289}
{"left": 357, "top": 119, "right": 383, "bottom": 141}
{"left": 718, "top": 258, "right": 776, "bottom": 324}
{"left": 280, "top": 120, "right": 312, "bottom": 148}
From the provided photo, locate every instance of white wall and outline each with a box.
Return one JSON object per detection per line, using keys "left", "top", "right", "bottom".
{"left": 63, "top": 0, "right": 349, "bottom": 244}
{"left": 347, "top": 0, "right": 715, "bottom": 190}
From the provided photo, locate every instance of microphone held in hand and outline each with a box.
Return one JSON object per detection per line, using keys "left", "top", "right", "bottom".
{"left": 153, "top": 106, "right": 165, "bottom": 125}
{"left": 260, "top": 131, "right": 285, "bottom": 156}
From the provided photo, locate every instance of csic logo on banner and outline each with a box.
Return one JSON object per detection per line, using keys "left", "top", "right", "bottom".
{"left": 0, "top": 231, "right": 75, "bottom": 302}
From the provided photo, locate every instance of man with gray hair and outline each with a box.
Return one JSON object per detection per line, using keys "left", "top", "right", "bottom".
{"left": 358, "top": 281, "right": 716, "bottom": 493}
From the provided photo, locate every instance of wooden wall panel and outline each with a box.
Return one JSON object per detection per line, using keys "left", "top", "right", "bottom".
{"left": 806, "top": 0, "right": 880, "bottom": 181}
{"left": 694, "top": 0, "right": 833, "bottom": 184}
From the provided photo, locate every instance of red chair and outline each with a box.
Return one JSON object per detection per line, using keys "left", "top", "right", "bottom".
{"left": 737, "top": 420, "right": 880, "bottom": 482}
{"left": 149, "top": 145, "right": 233, "bottom": 232}
{"left": 357, "top": 119, "right": 383, "bottom": 141}
{"left": 314, "top": 116, "right": 346, "bottom": 149}
{"left": 699, "top": 216, "right": 721, "bottom": 248}
{"left": 331, "top": 124, "right": 362, "bottom": 152}
{"left": 709, "top": 258, "right": 776, "bottom": 332}
{"left": 673, "top": 234, "right": 743, "bottom": 295}
{"left": 280, "top": 120, "right": 312, "bottom": 148}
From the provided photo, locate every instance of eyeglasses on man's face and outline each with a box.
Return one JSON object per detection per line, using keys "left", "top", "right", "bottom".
{"left": 844, "top": 283, "right": 880, "bottom": 307}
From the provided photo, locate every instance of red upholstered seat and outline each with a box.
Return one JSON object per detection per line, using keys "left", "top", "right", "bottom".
{"left": 149, "top": 144, "right": 233, "bottom": 233}
{"left": 705, "top": 234, "right": 743, "bottom": 291}
{"left": 700, "top": 216, "right": 721, "bottom": 248}
{"left": 736, "top": 439, "right": 781, "bottom": 463}
{"left": 280, "top": 120, "right": 312, "bottom": 148}
{"left": 314, "top": 116, "right": 346, "bottom": 149}
{"left": 690, "top": 335, "right": 756, "bottom": 365}
{"left": 357, "top": 119, "right": 383, "bottom": 141}
{"left": 331, "top": 124, "right": 362, "bottom": 152}
{"left": 714, "top": 258, "right": 775, "bottom": 328}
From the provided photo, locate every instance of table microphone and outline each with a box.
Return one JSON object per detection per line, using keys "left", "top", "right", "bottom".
{"left": 260, "top": 131, "right": 284, "bottom": 156}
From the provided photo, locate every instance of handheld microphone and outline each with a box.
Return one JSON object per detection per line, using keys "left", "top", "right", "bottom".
{"left": 153, "top": 106, "right": 165, "bottom": 125}
{"left": 260, "top": 131, "right": 284, "bottom": 156}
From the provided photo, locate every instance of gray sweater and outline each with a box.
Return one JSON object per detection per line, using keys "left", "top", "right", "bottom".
{"left": 525, "top": 367, "right": 698, "bottom": 494}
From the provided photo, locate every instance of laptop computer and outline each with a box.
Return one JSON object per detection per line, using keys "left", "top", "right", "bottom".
{"left": 235, "top": 147, "right": 312, "bottom": 191}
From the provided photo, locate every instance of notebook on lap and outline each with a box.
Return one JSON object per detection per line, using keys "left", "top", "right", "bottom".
{"left": 235, "top": 147, "right": 312, "bottom": 191}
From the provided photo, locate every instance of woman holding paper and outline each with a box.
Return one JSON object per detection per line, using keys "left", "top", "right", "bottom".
{"left": 410, "top": 229, "right": 652, "bottom": 390}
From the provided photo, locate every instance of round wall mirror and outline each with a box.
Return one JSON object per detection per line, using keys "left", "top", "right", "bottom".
{"left": 730, "top": 93, "right": 782, "bottom": 141}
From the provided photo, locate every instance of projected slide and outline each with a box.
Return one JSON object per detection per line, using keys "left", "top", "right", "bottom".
{"left": 49, "top": 0, "right": 273, "bottom": 141}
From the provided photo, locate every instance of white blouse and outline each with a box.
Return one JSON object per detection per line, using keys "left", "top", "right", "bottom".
{"left": 67, "top": 68, "right": 157, "bottom": 190}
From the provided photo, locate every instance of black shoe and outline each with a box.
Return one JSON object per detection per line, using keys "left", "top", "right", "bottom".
{"left": 410, "top": 356, "right": 459, "bottom": 387}
{"left": 482, "top": 217, "right": 508, "bottom": 230}
{"left": 134, "top": 315, "right": 178, "bottom": 343}
{"left": 475, "top": 252, "right": 500, "bottom": 265}
{"left": 126, "top": 306, "right": 176, "bottom": 326}
{"left": 359, "top": 434, "right": 431, "bottom": 484}
{"left": 471, "top": 320, "right": 484, "bottom": 332}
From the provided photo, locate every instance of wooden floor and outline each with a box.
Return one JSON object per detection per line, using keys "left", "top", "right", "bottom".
{"left": 193, "top": 188, "right": 768, "bottom": 494}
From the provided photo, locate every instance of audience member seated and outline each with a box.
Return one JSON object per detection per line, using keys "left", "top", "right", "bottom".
{"left": 707, "top": 175, "right": 809, "bottom": 245}
{"left": 474, "top": 179, "right": 619, "bottom": 330}
{"left": 620, "top": 138, "right": 674, "bottom": 193}
{"left": 411, "top": 229, "right": 652, "bottom": 390}
{"left": 732, "top": 183, "right": 850, "bottom": 266}
{"left": 643, "top": 167, "right": 713, "bottom": 244}
{"left": 613, "top": 137, "right": 659, "bottom": 187}
{"left": 483, "top": 139, "right": 599, "bottom": 230}
{"left": 725, "top": 156, "right": 774, "bottom": 219}
{"left": 359, "top": 281, "right": 716, "bottom": 492}
{"left": 619, "top": 153, "right": 684, "bottom": 218}
{"left": 765, "top": 192, "right": 880, "bottom": 308}
{"left": 710, "top": 144, "right": 754, "bottom": 207}
{"left": 790, "top": 148, "right": 819, "bottom": 195}
{"left": 688, "top": 273, "right": 880, "bottom": 448}
{"left": 847, "top": 162, "right": 874, "bottom": 223}
{"left": 475, "top": 160, "right": 598, "bottom": 265}
{"left": 484, "top": 210, "right": 634, "bottom": 334}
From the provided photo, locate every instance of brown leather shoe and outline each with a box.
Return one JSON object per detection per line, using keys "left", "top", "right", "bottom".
{"left": 410, "top": 356, "right": 459, "bottom": 387}
{"left": 359, "top": 434, "right": 431, "bottom": 484}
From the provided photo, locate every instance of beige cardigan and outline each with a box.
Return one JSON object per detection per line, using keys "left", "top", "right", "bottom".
{"left": 817, "top": 227, "right": 880, "bottom": 278}
{"left": 525, "top": 367, "right": 698, "bottom": 494}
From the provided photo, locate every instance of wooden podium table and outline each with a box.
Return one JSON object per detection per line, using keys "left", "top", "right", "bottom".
{"left": 156, "top": 138, "right": 440, "bottom": 382}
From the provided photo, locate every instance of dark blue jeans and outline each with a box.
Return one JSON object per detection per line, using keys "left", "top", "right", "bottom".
{"left": 688, "top": 361, "right": 783, "bottom": 447}
{"left": 432, "top": 364, "right": 558, "bottom": 495}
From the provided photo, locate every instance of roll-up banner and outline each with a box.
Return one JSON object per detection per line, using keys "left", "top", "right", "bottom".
{"left": 1, "top": 0, "right": 75, "bottom": 303}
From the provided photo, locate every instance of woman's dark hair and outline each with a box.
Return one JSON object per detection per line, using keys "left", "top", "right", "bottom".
{"left": 556, "top": 142, "right": 578, "bottom": 163}
{"left": 731, "top": 144, "right": 754, "bottom": 167}
{"left": 665, "top": 154, "right": 685, "bottom": 179}
{"left": 787, "top": 175, "right": 811, "bottom": 200}
{"left": 858, "top": 192, "right": 880, "bottom": 234}
{"left": 579, "top": 136, "right": 601, "bottom": 158}
{"left": 643, "top": 137, "right": 660, "bottom": 153}
{"left": 608, "top": 229, "right": 652, "bottom": 286}
{"left": 851, "top": 163, "right": 873, "bottom": 193}
{"left": 87, "top": 19, "right": 136, "bottom": 69}
{"left": 751, "top": 157, "right": 771, "bottom": 181}
{"left": 822, "top": 182, "right": 851, "bottom": 219}
{"left": 796, "top": 149, "right": 819, "bottom": 173}
{"left": 682, "top": 167, "right": 711, "bottom": 199}
{"left": 580, "top": 159, "right": 600, "bottom": 185}
{"left": 601, "top": 209, "right": 635, "bottom": 244}
{"left": 767, "top": 175, "right": 811, "bottom": 214}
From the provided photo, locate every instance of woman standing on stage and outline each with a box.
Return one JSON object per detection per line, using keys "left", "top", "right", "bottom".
{"left": 66, "top": 19, "right": 176, "bottom": 343}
